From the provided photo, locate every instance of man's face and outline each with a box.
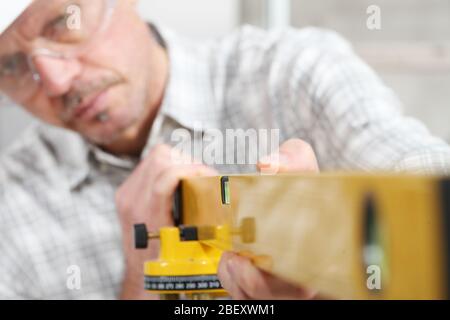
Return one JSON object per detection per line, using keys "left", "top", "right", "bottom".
{"left": 0, "top": 0, "right": 156, "bottom": 146}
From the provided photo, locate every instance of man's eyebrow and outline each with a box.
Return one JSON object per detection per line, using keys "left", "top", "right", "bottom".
{"left": 16, "top": 2, "right": 68, "bottom": 41}
{"left": 0, "top": 52, "right": 27, "bottom": 75}
{"left": 42, "top": 13, "right": 67, "bottom": 32}
{"left": 0, "top": 52, "right": 24, "bottom": 63}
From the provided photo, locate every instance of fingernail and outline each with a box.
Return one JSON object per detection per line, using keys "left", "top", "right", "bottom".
{"left": 226, "top": 258, "right": 237, "bottom": 278}
{"left": 258, "top": 154, "right": 290, "bottom": 175}
{"left": 259, "top": 154, "right": 289, "bottom": 166}
{"left": 258, "top": 155, "right": 272, "bottom": 168}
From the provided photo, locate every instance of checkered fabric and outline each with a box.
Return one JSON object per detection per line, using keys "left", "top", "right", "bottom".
{"left": 1, "top": 25, "right": 450, "bottom": 299}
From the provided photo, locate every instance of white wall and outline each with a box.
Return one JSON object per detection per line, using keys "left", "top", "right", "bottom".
{"left": 290, "top": 0, "right": 450, "bottom": 142}
{"left": 138, "top": 0, "right": 240, "bottom": 39}
{"left": 0, "top": 0, "right": 240, "bottom": 152}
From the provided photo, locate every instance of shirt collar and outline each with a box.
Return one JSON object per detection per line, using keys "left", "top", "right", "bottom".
{"left": 140, "top": 25, "right": 222, "bottom": 156}
{"left": 37, "top": 123, "right": 91, "bottom": 190}
{"left": 39, "top": 123, "right": 137, "bottom": 191}
{"left": 155, "top": 26, "right": 221, "bottom": 130}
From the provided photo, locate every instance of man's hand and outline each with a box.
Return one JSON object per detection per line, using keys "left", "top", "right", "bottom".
{"left": 218, "top": 139, "right": 320, "bottom": 300}
{"left": 257, "top": 138, "right": 319, "bottom": 174}
{"left": 115, "top": 144, "right": 217, "bottom": 299}
{"left": 218, "top": 252, "right": 318, "bottom": 300}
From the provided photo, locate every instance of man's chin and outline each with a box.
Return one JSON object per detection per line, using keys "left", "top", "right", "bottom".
{"left": 75, "top": 121, "right": 127, "bottom": 147}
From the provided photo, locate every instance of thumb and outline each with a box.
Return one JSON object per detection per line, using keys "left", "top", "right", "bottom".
{"left": 257, "top": 139, "right": 319, "bottom": 174}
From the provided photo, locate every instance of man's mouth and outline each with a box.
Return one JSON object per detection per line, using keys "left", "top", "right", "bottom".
{"left": 61, "top": 78, "right": 122, "bottom": 123}
{"left": 72, "top": 89, "right": 109, "bottom": 121}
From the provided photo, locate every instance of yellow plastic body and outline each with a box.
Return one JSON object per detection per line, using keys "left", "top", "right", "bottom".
{"left": 144, "top": 225, "right": 231, "bottom": 295}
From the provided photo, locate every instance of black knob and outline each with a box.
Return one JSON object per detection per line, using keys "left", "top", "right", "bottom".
{"left": 179, "top": 226, "right": 198, "bottom": 241}
{"left": 134, "top": 224, "right": 148, "bottom": 249}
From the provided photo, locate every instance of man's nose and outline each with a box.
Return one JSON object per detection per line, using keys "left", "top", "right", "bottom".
{"left": 31, "top": 56, "right": 82, "bottom": 97}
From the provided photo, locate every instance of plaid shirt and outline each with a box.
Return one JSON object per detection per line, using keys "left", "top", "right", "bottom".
{"left": 1, "top": 25, "right": 450, "bottom": 299}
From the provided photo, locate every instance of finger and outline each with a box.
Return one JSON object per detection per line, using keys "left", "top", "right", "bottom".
{"left": 257, "top": 139, "right": 319, "bottom": 174}
{"left": 148, "top": 164, "right": 218, "bottom": 228}
{"left": 115, "top": 145, "right": 193, "bottom": 234}
{"left": 218, "top": 252, "right": 250, "bottom": 300}
{"left": 119, "top": 144, "right": 194, "bottom": 200}
{"left": 227, "top": 254, "right": 317, "bottom": 300}
{"left": 154, "top": 164, "right": 218, "bottom": 204}
{"left": 117, "top": 144, "right": 173, "bottom": 198}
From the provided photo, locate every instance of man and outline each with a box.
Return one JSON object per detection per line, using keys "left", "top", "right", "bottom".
{"left": 0, "top": 0, "right": 449, "bottom": 300}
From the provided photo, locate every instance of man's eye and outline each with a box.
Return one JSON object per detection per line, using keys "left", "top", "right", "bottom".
{"left": 0, "top": 53, "right": 28, "bottom": 78}
{"left": 42, "top": 15, "right": 82, "bottom": 43}
{"left": 43, "top": 15, "right": 69, "bottom": 40}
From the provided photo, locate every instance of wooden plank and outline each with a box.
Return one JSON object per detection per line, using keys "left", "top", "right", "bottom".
{"left": 180, "top": 174, "right": 448, "bottom": 299}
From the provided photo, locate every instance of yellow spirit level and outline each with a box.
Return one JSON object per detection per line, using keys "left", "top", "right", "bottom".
{"left": 134, "top": 174, "right": 450, "bottom": 300}
{"left": 134, "top": 224, "right": 230, "bottom": 297}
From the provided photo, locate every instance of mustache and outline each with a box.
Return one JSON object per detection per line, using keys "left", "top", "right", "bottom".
{"left": 61, "top": 76, "right": 123, "bottom": 120}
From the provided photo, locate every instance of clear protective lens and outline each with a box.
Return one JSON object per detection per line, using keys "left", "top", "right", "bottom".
{"left": 0, "top": 0, "right": 114, "bottom": 104}
{"left": 39, "top": 0, "right": 109, "bottom": 48}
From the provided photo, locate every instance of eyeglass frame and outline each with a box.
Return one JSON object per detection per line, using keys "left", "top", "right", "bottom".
{"left": 0, "top": 0, "right": 118, "bottom": 106}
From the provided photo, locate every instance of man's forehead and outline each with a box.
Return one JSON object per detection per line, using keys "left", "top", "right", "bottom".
{"left": 8, "top": 0, "right": 102, "bottom": 42}
{"left": 0, "top": 1, "right": 89, "bottom": 60}
{"left": 1, "top": 0, "right": 68, "bottom": 35}
{"left": 19, "top": 0, "right": 74, "bottom": 21}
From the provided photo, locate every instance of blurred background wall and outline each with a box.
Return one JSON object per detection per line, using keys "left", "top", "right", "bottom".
{"left": 242, "top": 0, "right": 450, "bottom": 142}
{"left": 1, "top": 0, "right": 449, "bottom": 152}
